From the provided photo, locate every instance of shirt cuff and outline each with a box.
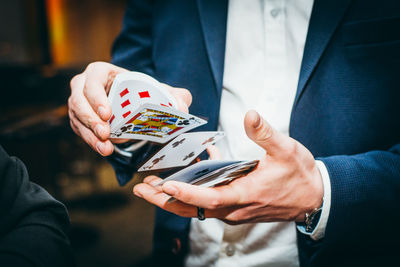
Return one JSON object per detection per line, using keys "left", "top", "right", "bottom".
{"left": 113, "top": 140, "right": 148, "bottom": 158}
{"left": 297, "top": 160, "right": 332, "bottom": 241}
{"left": 107, "top": 141, "right": 155, "bottom": 186}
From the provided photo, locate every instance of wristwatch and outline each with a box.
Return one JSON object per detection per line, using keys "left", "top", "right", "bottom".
{"left": 304, "top": 206, "right": 323, "bottom": 233}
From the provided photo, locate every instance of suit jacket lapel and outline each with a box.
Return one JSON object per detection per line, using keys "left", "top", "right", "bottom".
{"left": 294, "top": 0, "right": 351, "bottom": 106}
{"left": 196, "top": 0, "right": 228, "bottom": 94}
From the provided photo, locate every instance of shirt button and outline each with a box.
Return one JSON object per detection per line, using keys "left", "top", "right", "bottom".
{"left": 225, "top": 244, "right": 236, "bottom": 256}
{"left": 270, "top": 8, "right": 281, "bottom": 18}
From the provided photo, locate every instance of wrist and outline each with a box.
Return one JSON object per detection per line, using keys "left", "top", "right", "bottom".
{"left": 296, "top": 163, "right": 324, "bottom": 222}
{"left": 304, "top": 205, "right": 323, "bottom": 232}
{"left": 309, "top": 163, "right": 324, "bottom": 209}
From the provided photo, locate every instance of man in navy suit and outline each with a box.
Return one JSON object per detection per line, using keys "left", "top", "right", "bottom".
{"left": 68, "top": 0, "right": 400, "bottom": 266}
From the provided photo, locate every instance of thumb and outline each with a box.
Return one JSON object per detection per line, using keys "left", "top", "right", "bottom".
{"left": 160, "top": 83, "right": 192, "bottom": 113}
{"left": 244, "top": 110, "right": 288, "bottom": 155}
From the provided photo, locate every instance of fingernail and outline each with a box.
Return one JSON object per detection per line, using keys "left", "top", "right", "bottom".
{"left": 253, "top": 111, "right": 261, "bottom": 128}
{"left": 163, "top": 183, "right": 178, "bottom": 196}
{"left": 98, "top": 106, "right": 106, "bottom": 118}
{"left": 96, "top": 141, "right": 105, "bottom": 154}
{"left": 95, "top": 124, "right": 106, "bottom": 137}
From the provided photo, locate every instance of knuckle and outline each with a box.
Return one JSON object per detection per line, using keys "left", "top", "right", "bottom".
{"left": 70, "top": 76, "right": 77, "bottom": 89}
{"left": 67, "top": 96, "right": 72, "bottom": 108}
{"left": 83, "top": 81, "right": 105, "bottom": 105}
{"left": 86, "top": 62, "right": 97, "bottom": 72}
{"left": 143, "top": 176, "right": 158, "bottom": 184}
{"left": 285, "top": 141, "right": 299, "bottom": 156}
{"left": 83, "top": 80, "right": 91, "bottom": 95}
{"left": 83, "top": 115, "right": 94, "bottom": 129}
{"left": 70, "top": 74, "right": 82, "bottom": 90}
{"left": 265, "top": 125, "right": 273, "bottom": 139}
{"left": 68, "top": 95, "right": 77, "bottom": 110}
{"left": 72, "top": 108, "right": 94, "bottom": 129}
{"left": 262, "top": 124, "right": 274, "bottom": 140}
{"left": 67, "top": 108, "right": 74, "bottom": 121}
{"left": 255, "top": 123, "right": 273, "bottom": 143}
{"left": 86, "top": 61, "right": 106, "bottom": 72}
{"left": 82, "top": 82, "right": 100, "bottom": 106}
{"left": 168, "top": 189, "right": 188, "bottom": 204}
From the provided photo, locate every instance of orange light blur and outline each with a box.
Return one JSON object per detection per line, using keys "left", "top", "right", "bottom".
{"left": 46, "top": 0, "right": 67, "bottom": 65}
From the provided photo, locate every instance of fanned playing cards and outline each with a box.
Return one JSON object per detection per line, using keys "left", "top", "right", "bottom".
{"left": 108, "top": 72, "right": 259, "bottom": 188}
{"left": 109, "top": 72, "right": 206, "bottom": 143}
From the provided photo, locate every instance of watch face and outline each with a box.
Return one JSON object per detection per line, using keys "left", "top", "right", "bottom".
{"left": 305, "top": 208, "right": 322, "bottom": 232}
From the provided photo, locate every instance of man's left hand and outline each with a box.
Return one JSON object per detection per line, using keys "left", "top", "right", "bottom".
{"left": 133, "top": 110, "right": 324, "bottom": 224}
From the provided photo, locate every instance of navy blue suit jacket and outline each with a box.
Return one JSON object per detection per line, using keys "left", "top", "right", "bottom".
{"left": 109, "top": 0, "right": 400, "bottom": 266}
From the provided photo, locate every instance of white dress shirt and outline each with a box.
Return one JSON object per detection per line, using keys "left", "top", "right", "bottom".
{"left": 185, "top": 0, "right": 332, "bottom": 266}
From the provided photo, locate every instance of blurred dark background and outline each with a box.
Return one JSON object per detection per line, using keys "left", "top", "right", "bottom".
{"left": 0, "top": 0, "right": 154, "bottom": 266}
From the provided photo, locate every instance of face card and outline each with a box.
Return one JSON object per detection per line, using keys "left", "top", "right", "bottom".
{"left": 138, "top": 131, "right": 225, "bottom": 171}
{"left": 110, "top": 103, "right": 207, "bottom": 143}
{"left": 157, "top": 160, "right": 241, "bottom": 186}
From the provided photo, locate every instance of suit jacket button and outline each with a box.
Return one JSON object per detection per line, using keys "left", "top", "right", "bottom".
{"left": 171, "top": 237, "right": 181, "bottom": 255}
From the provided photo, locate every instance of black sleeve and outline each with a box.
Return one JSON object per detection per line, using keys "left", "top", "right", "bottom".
{"left": 0, "top": 146, "right": 75, "bottom": 266}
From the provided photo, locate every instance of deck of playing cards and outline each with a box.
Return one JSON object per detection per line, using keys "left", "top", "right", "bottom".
{"left": 158, "top": 159, "right": 259, "bottom": 188}
{"left": 108, "top": 72, "right": 259, "bottom": 188}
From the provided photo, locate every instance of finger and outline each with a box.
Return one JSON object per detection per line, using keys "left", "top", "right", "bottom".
{"left": 83, "top": 62, "right": 127, "bottom": 121}
{"left": 133, "top": 183, "right": 196, "bottom": 217}
{"left": 133, "top": 182, "right": 169, "bottom": 201}
{"left": 206, "top": 145, "right": 222, "bottom": 160}
{"left": 69, "top": 111, "right": 114, "bottom": 155}
{"left": 135, "top": 180, "right": 237, "bottom": 219}
{"left": 83, "top": 80, "right": 112, "bottom": 121}
{"left": 109, "top": 138, "right": 131, "bottom": 144}
{"left": 69, "top": 91, "right": 111, "bottom": 141}
{"left": 69, "top": 72, "right": 111, "bottom": 141}
{"left": 244, "top": 110, "right": 291, "bottom": 156}
{"left": 161, "top": 181, "right": 247, "bottom": 209}
{"left": 143, "top": 175, "right": 163, "bottom": 187}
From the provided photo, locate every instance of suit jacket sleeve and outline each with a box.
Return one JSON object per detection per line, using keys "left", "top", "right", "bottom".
{"left": 319, "top": 143, "right": 400, "bottom": 239}
{"left": 111, "top": 0, "right": 155, "bottom": 75}
{"left": 0, "top": 146, "right": 75, "bottom": 266}
{"left": 107, "top": 0, "right": 158, "bottom": 186}
{"left": 299, "top": 143, "right": 400, "bottom": 262}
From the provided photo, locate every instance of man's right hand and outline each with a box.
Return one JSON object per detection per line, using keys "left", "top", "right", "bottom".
{"left": 68, "top": 61, "right": 192, "bottom": 156}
